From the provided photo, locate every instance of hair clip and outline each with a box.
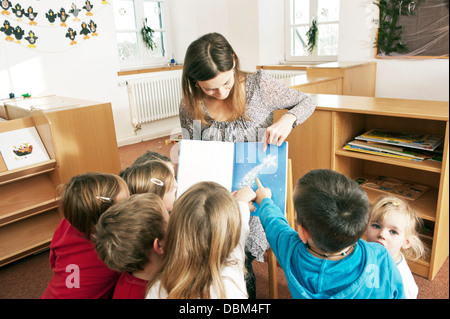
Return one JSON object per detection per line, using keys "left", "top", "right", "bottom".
{"left": 150, "top": 178, "right": 164, "bottom": 186}
{"left": 96, "top": 196, "right": 113, "bottom": 203}
{"left": 382, "top": 200, "right": 400, "bottom": 207}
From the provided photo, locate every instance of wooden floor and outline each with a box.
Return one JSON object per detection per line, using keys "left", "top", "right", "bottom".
{"left": 0, "top": 136, "right": 448, "bottom": 299}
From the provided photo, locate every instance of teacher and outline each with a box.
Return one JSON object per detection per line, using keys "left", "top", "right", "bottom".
{"left": 178, "top": 32, "right": 315, "bottom": 299}
{"left": 179, "top": 32, "right": 315, "bottom": 151}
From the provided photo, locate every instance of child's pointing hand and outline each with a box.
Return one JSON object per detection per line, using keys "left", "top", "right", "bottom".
{"left": 255, "top": 177, "right": 272, "bottom": 205}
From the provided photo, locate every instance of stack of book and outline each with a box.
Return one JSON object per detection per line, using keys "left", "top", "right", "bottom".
{"left": 344, "top": 128, "right": 443, "bottom": 162}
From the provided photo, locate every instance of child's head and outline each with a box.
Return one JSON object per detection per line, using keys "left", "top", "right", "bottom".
{"left": 293, "top": 169, "right": 370, "bottom": 254}
{"left": 131, "top": 150, "right": 175, "bottom": 174}
{"left": 93, "top": 193, "right": 169, "bottom": 274}
{"left": 366, "top": 195, "right": 427, "bottom": 262}
{"left": 150, "top": 181, "right": 242, "bottom": 299}
{"left": 120, "top": 160, "right": 177, "bottom": 212}
{"left": 60, "top": 172, "right": 130, "bottom": 240}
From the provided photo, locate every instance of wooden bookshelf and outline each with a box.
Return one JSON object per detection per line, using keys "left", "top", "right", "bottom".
{"left": 0, "top": 114, "right": 61, "bottom": 267}
{"left": 0, "top": 97, "right": 121, "bottom": 267}
{"left": 281, "top": 94, "right": 448, "bottom": 280}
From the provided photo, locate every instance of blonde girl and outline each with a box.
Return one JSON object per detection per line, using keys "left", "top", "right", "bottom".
{"left": 146, "top": 181, "right": 253, "bottom": 299}
{"left": 120, "top": 159, "right": 177, "bottom": 212}
{"left": 366, "top": 195, "right": 428, "bottom": 298}
{"left": 41, "top": 172, "right": 130, "bottom": 299}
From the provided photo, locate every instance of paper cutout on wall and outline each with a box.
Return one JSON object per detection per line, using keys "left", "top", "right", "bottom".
{"left": 0, "top": 19, "right": 14, "bottom": 41}
{"left": 24, "top": 6, "right": 38, "bottom": 25}
{"left": 1, "top": 1, "right": 12, "bottom": 16}
{"left": 11, "top": 3, "right": 24, "bottom": 21}
{"left": 0, "top": 0, "right": 108, "bottom": 51}
{"left": 24, "top": 29, "right": 37, "bottom": 48}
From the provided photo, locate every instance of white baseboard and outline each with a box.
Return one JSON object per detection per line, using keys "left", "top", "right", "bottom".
{"left": 117, "top": 127, "right": 182, "bottom": 147}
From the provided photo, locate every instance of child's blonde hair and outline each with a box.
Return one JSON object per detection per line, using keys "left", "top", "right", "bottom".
{"left": 147, "top": 181, "right": 242, "bottom": 299}
{"left": 369, "top": 195, "right": 427, "bottom": 261}
{"left": 120, "top": 160, "right": 175, "bottom": 197}
{"left": 93, "top": 193, "right": 167, "bottom": 273}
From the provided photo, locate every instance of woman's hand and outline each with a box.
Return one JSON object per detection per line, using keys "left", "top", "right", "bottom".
{"left": 263, "top": 113, "right": 297, "bottom": 151}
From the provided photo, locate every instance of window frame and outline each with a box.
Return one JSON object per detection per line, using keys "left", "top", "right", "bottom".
{"left": 284, "top": 0, "right": 339, "bottom": 63}
{"left": 113, "top": 0, "right": 173, "bottom": 70}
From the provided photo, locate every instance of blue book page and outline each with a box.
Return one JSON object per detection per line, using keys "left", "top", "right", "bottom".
{"left": 232, "top": 142, "right": 288, "bottom": 216}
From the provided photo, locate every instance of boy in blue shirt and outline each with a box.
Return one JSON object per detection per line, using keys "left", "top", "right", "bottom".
{"left": 254, "top": 169, "right": 405, "bottom": 299}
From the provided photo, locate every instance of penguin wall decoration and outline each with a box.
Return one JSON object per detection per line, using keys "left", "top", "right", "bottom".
{"left": 24, "top": 30, "right": 38, "bottom": 48}
{"left": 83, "top": 1, "right": 93, "bottom": 16}
{"left": 0, "top": 19, "right": 13, "bottom": 41}
{"left": 80, "top": 21, "right": 90, "bottom": 39}
{"left": 69, "top": 3, "right": 81, "bottom": 22}
{"left": 11, "top": 3, "right": 24, "bottom": 20}
{"left": 1, "top": 0, "right": 11, "bottom": 15}
{"left": 65, "top": 27, "right": 77, "bottom": 45}
{"left": 88, "top": 20, "right": 97, "bottom": 36}
{"left": 13, "top": 25, "right": 24, "bottom": 43}
{"left": 58, "top": 8, "right": 70, "bottom": 27}
{"left": 45, "top": 9, "right": 56, "bottom": 25}
{"left": 24, "top": 6, "right": 38, "bottom": 25}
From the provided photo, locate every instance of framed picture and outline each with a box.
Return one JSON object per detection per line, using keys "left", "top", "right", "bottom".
{"left": 0, "top": 127, "right": 50, "bottom": 170}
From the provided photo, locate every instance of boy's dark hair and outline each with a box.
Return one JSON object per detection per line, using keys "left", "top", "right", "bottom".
{"left": 293, "top": 169, "right": 369, "bottom": 253}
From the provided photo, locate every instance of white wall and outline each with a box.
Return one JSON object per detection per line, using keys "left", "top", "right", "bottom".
{"left": 339, "top": 0, "right": 449, "bottom": 101}
{"left": 1, "top": 0, "right": 448, "bottom": 148}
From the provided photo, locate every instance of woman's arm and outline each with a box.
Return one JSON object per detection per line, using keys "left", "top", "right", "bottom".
{"left": 258, "top": 71, "right": 315, "bottom": 150}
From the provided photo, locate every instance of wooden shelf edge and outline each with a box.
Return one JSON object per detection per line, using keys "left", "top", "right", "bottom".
{"left": 0, "top": 210, "right": 61, "bottom": 268}
{"left": 336, "top": 148, "right": 442, "bottom": 173}
{"left": 0, "top": 159, "right": 57, "bottom": 186}
{"left": 0, "top": 241, "right": 51, "bottom": 268}
{"left": 0, "top": 199, "right": 59, "bottom": 227}
{"left": 407, "top": 259, "right": 431, "bottom": 279}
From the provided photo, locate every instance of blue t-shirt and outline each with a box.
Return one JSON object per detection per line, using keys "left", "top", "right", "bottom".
{"left": 259, "top": 198, "right": 405, "bottom": 299}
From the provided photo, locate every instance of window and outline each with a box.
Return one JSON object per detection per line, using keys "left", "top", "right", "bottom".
{"left": 112, "top": 0, "right": 172, "bottom": 69}
{"left": 285, "top": 0, "right": 339, "bottom": 63}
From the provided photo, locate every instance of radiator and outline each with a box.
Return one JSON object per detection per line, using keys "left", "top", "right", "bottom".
{"left": 127, "top": 72, "right": 182, "bottom": 128}
{"left": 263, "top": 70, "right": 306, "bottom": 80}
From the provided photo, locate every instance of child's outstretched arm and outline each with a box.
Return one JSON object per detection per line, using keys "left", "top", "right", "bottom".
{"left": 254, "top": 177, "right": 272, "bottom": 204}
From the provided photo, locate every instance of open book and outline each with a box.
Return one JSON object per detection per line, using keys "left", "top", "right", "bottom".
{"left": 176, "top": 140, "right": 288, "bottom": 215}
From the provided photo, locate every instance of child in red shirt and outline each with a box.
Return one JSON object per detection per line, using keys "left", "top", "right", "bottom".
{"left": 40, "top": 172, "right": 130, "bottom": 299}
{"left": 93, "top": 158, "right": 176, "bottom": 298}
{"left": 94, "top": 193, "right": 169, "bottom": 299}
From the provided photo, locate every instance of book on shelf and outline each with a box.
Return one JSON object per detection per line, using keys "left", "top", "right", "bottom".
{"left": 176, "top": 139, "right": 288, "bottom": 215}
{"left": 355, "top": 176, "right": 430, "bottom": 201}
{"left": 344, "top": 140, "right": 437, "bottom": 161}
{"left": 0, "top": 127, "right": 50, "bottom": 171}
{"left": 355, "top": 128, "right": 444, "bottom": 151}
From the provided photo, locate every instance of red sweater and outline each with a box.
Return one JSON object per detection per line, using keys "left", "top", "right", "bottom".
{"left": 40, "top": 218, "right": 119, "bottom": 299}
{"left": 113, "top": 272, "right": 148, "bottom": 299}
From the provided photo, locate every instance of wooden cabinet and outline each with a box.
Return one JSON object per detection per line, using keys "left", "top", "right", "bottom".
{"left": 0, "top": 97, "right": 121, "bottom": 267}
{"left": 0, "top": 114, "right": 61, "bottom": 266}
{"left": 287, "top": 94, "right": 449, "bottom": 280}
{"left": 259, "top": 61, "right": 377, "bottom": 97}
